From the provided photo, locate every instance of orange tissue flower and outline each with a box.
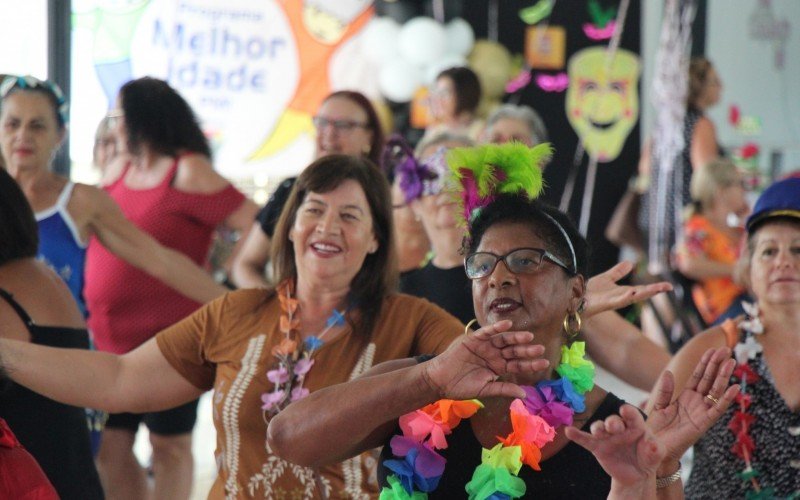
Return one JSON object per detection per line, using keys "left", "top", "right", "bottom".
{"left": 272, "top": 338, "right": 297, "bottom": 356}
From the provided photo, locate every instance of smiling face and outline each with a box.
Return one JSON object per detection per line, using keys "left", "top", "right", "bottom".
{"left": 0, "top": 91, "right": 64, "bottom": 173}
{"left": 565, "top": 48, "right": 640, "bottom": 162}
{"left": 471, "top": 221, "right": 581, "bottom": 337}
{"left": 314, "top": 96, "right": 373, "bottom": 160}
{"left": 748, "top": 221, "right": 800, "bottom": 306}
{"left": 290, "top": 179, "right": 378, "bottom": 287}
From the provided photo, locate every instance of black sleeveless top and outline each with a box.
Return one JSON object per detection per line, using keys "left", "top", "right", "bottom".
{"left": 400, "top": 264, "right": 474, "bottom": 325}
{"left": 378, "top": 390, "right": 626, "bottom": 499}
{"left": 0, "top": 289, "right": 104, "bottom": 500}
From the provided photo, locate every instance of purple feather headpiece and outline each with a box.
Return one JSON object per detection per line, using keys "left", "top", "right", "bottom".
{"left": 382, "top": 135, "right": 449, "bottom": 204}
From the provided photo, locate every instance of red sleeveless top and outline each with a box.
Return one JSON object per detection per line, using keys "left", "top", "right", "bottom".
{"left": 84, "top": 156, "right": 245, "bottom": 354}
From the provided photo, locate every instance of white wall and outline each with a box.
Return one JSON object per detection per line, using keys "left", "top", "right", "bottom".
{"left": 706, "top": 0, "right": 800, "bottom": 173}
{"left": 641, "top": 0, "right": 800, "bottom": 175}
{"left": 0, "top": 0, "right": 48, "bottom": 78}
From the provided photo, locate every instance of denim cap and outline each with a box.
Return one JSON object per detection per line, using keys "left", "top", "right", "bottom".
{"left": 745, "top": 176, "right": 800, "bottom": 233}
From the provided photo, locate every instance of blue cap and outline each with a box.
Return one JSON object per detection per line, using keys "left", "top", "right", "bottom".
{"left": 745, "top": 176, "right": 800, "bottom": 233}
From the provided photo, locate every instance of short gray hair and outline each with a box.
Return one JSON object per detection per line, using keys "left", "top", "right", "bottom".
{"left": 414, "top": 132, "right": 474, "bottom": 158}
{"left": 486, "top": 104, "right": 548, "bottom": 145}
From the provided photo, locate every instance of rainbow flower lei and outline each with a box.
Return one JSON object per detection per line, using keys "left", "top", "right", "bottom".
{"left": 726, "top": 302, "right": 800, "bottom": 499}
{"left": 380, "top": 341, "right": 595, "bottom": 499}
{"left": 260, "top": 279, "right": 346, "bottom": 416}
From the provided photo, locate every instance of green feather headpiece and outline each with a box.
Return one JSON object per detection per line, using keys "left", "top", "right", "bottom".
{"left": 447, "top": 142, "right": 552, "bottom": 231}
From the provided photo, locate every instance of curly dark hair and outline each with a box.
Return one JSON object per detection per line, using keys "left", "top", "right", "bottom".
{"left": 119, "top": 77, "right": 211, "bottom": 158}
{"left": 0, "top": 168, "right": 38, "bottom": 266}
{"left": 466, "top": 194, "right": 589, "bottom": 278}
{"left": 271, "top": 154, "right": 397, "bottom": 345}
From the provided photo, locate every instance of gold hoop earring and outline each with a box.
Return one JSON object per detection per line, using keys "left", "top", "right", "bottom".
{"left": 563, "top": 311, "right": 582, "bottom": 340}
{"left": 464, "top": 319, "right": 478, "bottom": 335}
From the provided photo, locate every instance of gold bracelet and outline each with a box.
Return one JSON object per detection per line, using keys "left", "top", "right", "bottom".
{"left": 655, "top": 462, "right": 682, "bottom": 489}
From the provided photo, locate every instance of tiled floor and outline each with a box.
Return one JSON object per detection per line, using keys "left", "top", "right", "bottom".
{"left": 133, "top": 393, "right": 217, "bottom": 500}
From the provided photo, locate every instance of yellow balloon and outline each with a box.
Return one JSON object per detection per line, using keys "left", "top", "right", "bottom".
{"left": 468, "top": 40, "right": 514, "bottom": 118}
{"left": 468, "top": 40, "right": 513, "bottom": 100}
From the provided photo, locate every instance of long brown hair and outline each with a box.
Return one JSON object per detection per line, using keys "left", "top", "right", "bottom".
{"left": 271, "top": 155, "right": 397, "bottom": 343}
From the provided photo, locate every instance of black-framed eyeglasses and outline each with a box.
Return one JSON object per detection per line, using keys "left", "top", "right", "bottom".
{"left": 464, "top": 247, "right": 573, "bottom": 280}
{"left": 312, "top": 116, "right": 369, "bottom": 132}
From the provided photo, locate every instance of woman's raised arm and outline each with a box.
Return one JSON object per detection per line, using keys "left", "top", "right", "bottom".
{"left": 78, "top": 185, "right": 229, "bottom": 304}
{"left": 0, "top": 337, "right": 204, "bottom": 414}
{"left": 268, "top": 320, "right": 548, "bottom": 467}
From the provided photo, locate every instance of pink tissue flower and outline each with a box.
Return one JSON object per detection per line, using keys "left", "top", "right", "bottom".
{"left": 290, "top": 386, "right": 309, "bottom": 402}
{"left": 399, "top": 411, "right": 451, "bottom": 450}
{"left": 261, "top": 390, "right": 285, "bottom": 411}
{"left": 267, "top": 366, "right": 290, "bottom": 385}
{"left": 294, "top": 358, "right": 315, "bottom": 376}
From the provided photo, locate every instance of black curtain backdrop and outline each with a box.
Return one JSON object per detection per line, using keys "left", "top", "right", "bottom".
{"left": 461, "top": 0, "right": 642, "bottom": 276}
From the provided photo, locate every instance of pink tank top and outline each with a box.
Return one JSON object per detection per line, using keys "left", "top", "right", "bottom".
{"left": 84, "top": 156, "right": 245, "bottom": 354}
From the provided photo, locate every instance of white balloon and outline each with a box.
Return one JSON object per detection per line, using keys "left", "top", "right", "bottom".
{"left": 398, "top": 17, "right": 447, "bottom": 66}
{"left": 423, "top": 55, "right": 468, "bottom": 85}
{"left": 360, "top": 17, "right": 400, "bottom": 64}
{"left": 446, "top": 18, "right": 475, "bottom": 57}
{"left": 378, "top": 60, "right": 422, "bottom": 102}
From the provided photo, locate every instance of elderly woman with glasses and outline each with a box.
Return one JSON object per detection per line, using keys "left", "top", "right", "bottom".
{"left": 392, "top": 140, "right": 671, "bottom": 392}
{"left": 232, "top": 90, "right": 385, "bottom": 289}
{"left": 269, "top": 144, "right": 738, "bottom": 499}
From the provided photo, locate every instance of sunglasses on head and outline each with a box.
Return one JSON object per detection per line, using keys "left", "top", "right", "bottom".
{"left": 1, "top": 75, "right": 68, "bottom": 125}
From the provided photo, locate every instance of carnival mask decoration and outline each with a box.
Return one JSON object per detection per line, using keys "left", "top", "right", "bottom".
{"left": 565, "top": 47, "right": 640, "bottom": 162}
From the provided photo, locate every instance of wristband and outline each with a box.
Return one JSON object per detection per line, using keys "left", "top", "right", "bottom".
{"left": 655, "top": 462, "right": 682, "bottom": 489}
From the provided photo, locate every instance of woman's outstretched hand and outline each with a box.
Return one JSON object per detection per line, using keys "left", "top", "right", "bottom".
{"left": 565, "top": 404, "right": 665, "bottom": 489}
{"left": 646, "top": 347, "right": 739, "bottom": 466}
{"left": 422, "top": 320, "right": 548, "bottom": 401}
{"left": 584, "top": 261, "right": 672, "bottom": 317}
